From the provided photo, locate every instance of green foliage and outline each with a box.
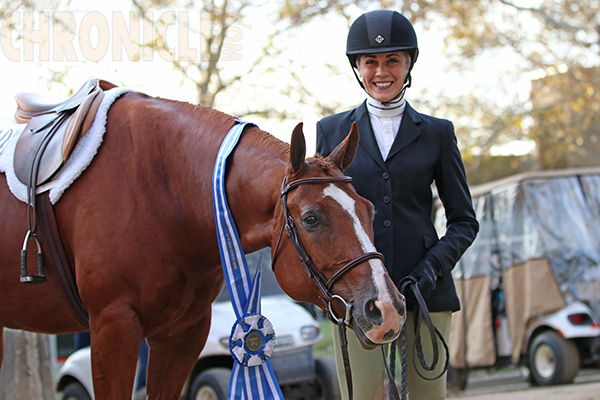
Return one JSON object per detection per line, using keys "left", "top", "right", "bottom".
{"left": 313, "top": 320, "right": 335, "bottom": 359}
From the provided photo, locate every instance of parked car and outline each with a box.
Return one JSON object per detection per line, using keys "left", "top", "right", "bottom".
{"left": 439, "top": 168, "right": 600, "bottom": 390}
{"left": 55, "top": 248, "right": 340, "bottom": 400}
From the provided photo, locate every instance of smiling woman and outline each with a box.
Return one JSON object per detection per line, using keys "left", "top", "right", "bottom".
{"left": 316, "top": 9, "right": 478, "bottom": 400}
{"left": 356, "top": 52, "right": 411, "bottom": 102}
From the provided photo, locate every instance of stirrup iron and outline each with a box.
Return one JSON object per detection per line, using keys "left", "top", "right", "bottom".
{"left": 20, "top": 230, "right": 46, "bottom": 284}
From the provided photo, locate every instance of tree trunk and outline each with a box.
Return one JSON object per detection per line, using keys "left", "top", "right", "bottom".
{"left": 0, "top": 329, "right": 56, "bottom": 400}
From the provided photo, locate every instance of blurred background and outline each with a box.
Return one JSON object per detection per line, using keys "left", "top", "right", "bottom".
{"left": 2, "top": 2, "right": 600, "bottom": 398}
{"left": 1, "top": 0, "right": 598, "bottom": 186}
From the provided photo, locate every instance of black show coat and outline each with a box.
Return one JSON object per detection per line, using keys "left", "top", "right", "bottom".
{"left": 316, "top": 101, "right": 478, "bottom": 312}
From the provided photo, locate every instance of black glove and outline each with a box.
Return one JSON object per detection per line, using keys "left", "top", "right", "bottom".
{"left": 406, "top": 259, "right": 442, "bottom": 301}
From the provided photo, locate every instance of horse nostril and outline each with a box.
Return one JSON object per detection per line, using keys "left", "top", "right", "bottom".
{"left": 364, "top": 299, "right": 383, "bottom": 325}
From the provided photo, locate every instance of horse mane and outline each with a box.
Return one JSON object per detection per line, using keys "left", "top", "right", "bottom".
{"left": 164, "top": 98, "right": 233, "bottom": 129}
{"left": 251, "top": 127, "right": 290, "bottom": 156}
{"left": 165, "top": 98, "right": 290, "bottom": 156}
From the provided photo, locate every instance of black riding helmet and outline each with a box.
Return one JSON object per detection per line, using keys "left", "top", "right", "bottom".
{"left": 346, "top": 10, "right": 419, "bottom": 96}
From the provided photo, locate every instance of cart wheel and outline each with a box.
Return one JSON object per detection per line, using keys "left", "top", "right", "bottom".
{"left": 528, "top": 330, "right": 580, "bottom": 386}
{"left": 447, "top": 365, "right": 468, "bottom": 391}
{"left": 314, "top": 356, "right": 341, "bottom": 400}
{"left": 189, "top": 368, "right": 231, "bottom": 400}
{"left": 62, "top": 381, "right": 92, "bottom": 400}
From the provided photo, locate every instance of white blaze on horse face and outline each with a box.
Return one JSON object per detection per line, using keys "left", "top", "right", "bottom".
{"left": 323, "top": 184, "right": 402, "bottom": 341}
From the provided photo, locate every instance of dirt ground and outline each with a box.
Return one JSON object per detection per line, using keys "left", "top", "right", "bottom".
{"left": 449, "top": 380, "right": 600, "bottom": 400}
{"left": 447, "top": 368, "right": 600, "bottom": 400}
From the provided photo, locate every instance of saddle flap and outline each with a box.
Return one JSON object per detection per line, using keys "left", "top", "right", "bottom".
{"left": 13, "top": 113, "right": 65, "bottom": 186}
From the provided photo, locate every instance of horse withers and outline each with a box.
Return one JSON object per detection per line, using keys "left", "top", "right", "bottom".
{"left": 0, "top": 89, "right": 405, "bottom": 399}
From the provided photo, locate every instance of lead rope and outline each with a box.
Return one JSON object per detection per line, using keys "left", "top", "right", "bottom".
{"left": 335, "top": 313, "right": 401, "bottom": 400}
{"left": 337, "top": 317, "right": 353, "bottom": 400}
{"left": 386, "top": 277, "right": 449, "bottom": 400}
{"left": 337, "top": 279, "right": 449, "bottom": 400}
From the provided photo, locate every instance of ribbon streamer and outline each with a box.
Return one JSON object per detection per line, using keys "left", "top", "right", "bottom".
{"left": 212, "top": 121, "right": 284, "bottom": 400}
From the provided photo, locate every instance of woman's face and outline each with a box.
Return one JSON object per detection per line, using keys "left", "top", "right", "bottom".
{"left": 357, "top": 51, "right": 410, "bottom": 102}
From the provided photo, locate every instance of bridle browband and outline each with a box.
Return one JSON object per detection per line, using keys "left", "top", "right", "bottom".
{"left": 272, "top": 175, "right": 384, "bottom": 325}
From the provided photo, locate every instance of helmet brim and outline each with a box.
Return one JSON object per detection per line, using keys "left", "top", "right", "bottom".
{"left": 346, "top": 45, "right": 416, "bottom": 56}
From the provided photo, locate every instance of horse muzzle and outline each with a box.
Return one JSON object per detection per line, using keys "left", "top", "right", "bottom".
{"left": 350, "top": 280, "right": 406, "bottom": 349}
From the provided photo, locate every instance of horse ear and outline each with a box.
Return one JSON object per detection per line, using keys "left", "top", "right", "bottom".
{"left": 326, "top": 122, "right": 359, "bottom": 171}
{"left": 290, "top": 122, "right": 306, "bottom": 174}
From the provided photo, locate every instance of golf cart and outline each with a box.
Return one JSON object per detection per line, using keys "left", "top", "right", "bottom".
{"left": 436, "top": 168, "right": 600, "bottom": 389}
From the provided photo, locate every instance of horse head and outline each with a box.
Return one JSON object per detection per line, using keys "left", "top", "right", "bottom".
{"left": 272, "top": 122, "right": 405, "bottom": 349}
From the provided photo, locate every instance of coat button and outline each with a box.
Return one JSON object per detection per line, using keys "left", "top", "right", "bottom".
{"left": 383, "top": 196, "right": 390, "bottom": 204}
{"left": 382, "top": 172, "right": 390, "bottom": 180}
{"left": 383, "top": 220, "right": 391, "bottom": 228}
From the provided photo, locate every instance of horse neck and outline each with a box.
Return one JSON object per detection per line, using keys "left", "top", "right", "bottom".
{"left": 131, "top": 98, "right": 287, "bottom": 253}
{"left": 219, "top": 125, "right": 289, "bottom": 253}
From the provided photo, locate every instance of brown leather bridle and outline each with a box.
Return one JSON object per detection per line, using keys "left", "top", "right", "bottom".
{"left": 272, "top": 175, "right": 445, "bottom": 400}
{"left": 272, "top": 175, "right": 389, "bottom": 399}
{"left": 272, "top": 175, "right": 384, "bottom": 324}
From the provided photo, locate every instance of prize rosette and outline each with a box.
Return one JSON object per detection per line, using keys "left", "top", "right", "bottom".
{"left": 213, "top": 122, "right": 284, "bottom": 399}
{"left": 230, "top": 313, "right": 276, "bottom": 367}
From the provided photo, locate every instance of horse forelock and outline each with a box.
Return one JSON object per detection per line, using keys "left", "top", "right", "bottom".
{"left": 285, "top": 155, "right": 342, "bottom": 184}
{"left": 314, "top": 154, "right": 331, "bottom": 172}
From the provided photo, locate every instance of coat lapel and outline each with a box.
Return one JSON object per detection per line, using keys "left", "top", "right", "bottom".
{"left": 352, "top": 102, "right": 386, "bottom": 169}
{"left": 386, "top": 102, "right": 422, "bottom": 161}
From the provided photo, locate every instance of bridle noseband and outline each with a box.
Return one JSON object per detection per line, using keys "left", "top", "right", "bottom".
{"left": 272, "top": 175, "right": 384, "bottom": 325}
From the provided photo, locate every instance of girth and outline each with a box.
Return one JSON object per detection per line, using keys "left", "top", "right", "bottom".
{"left": 33, "top": 192, "right": 89, "bottom": 326}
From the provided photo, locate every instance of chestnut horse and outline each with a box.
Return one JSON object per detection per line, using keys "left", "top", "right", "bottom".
{"left": 0, "top": 90, "right": 405, "bottom": 399}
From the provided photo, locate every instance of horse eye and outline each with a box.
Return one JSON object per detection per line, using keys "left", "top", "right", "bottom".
{"left": 303, "top": 216, "right": 318, "bottom": 227}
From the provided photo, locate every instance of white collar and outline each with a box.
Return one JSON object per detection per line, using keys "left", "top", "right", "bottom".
{"left": 366, "top": 94, "right": 406, "bottom": 118}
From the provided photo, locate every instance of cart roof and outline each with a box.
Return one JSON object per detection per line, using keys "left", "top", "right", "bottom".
{"left": 469, "top": 167, "right": 600, "bottom": 198}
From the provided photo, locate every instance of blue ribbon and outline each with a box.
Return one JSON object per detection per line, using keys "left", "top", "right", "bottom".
{"left": 212, "top": 121, "right": 284, "bottom": 400}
